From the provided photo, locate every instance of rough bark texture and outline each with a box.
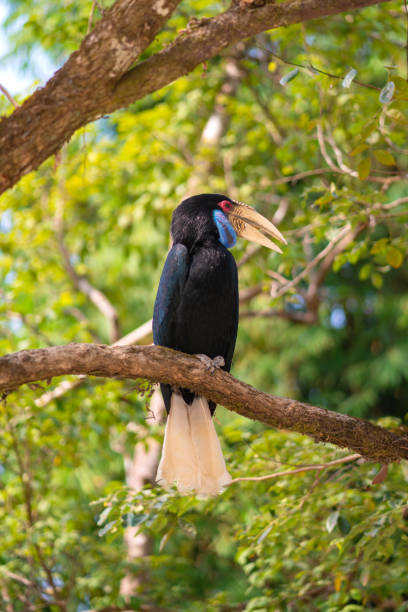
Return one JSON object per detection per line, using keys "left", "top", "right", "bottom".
{"left": 2, "top": 343, "right": 407, "bottom": 464}
{"left": 0, "top": 0, "right": 391, "bottom": 195}
{"left": 0, "top": 0, "right": 182, "bottom": 193}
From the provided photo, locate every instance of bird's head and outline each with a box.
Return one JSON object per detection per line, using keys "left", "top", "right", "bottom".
{"left": 171, "top": 193, "right": 286, "bottom": 253}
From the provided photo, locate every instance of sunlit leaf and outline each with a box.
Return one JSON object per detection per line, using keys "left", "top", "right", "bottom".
{"left": 386, "top": 246, "right": 403, "bottom": 269}
{"left": 357, "top": 158, "right": 371, "bottom": 180}
{"left": 373, "top": 149, "right": 396, "bottom": 166}
{"left": 350, "top": 143, "right": 368, "bottom": 157}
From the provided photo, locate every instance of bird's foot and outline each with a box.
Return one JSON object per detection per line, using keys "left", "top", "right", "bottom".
{"left": 195, "top": 354, "right": 225, "bottom": 374}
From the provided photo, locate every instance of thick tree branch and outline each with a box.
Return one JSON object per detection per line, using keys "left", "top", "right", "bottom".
{"left": 0, "top": 0, "right": 391, "bottom": 195}
{"left": 1, "top": 343, "right": 407, "bottom": 464}
{"left": 0, "top": 0, "right": 182, "bottom": 194}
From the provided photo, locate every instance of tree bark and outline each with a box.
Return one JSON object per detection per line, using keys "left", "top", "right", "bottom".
{"left": 0, "top": 0, "right": 182, "bottom": 193}
{"left": 0, "top": 0, "right": 391, "bottom": 195}
{"left": 1, "top": 343, "right": 407, "bottom": 464}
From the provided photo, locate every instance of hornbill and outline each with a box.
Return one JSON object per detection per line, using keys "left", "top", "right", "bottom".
{"left": 153, "top": 194, "right": 285, "bottom": 495}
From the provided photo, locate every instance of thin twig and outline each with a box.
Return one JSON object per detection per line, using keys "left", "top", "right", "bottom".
{"left": 271, "top": 223, "right": 353, "bottom": 299}
{"left": 383, "top": 195, "right": 408, "bottom": 209}
{"left": 260, "top": 47, "right": 390, "bottom": 94}
{"left": 271, "top": 168, "right": 332, "bottom": 184}
{"left": 54, "top": 198, "right": 120, "bottom": 343}
{"left": 0, "top": 83, "right": 19, "bottom": 109}
{"left": 228, "top": 453, "right": 361, "bottom": 484}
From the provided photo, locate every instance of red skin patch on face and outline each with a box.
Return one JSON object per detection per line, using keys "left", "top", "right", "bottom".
{"left": 218, "top": 200, "right": 233, "bottom": 213}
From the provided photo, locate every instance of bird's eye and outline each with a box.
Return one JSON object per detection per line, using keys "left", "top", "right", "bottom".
{"left": 219, "top": 200, "right": 233, "bottom": 212}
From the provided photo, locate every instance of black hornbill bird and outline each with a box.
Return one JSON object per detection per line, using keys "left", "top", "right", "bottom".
{"left": 153, "top": 194, "right": 285, "bottom": 495}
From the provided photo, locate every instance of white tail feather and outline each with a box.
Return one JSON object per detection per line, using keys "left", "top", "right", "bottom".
{"left": 156, "top": 394, "right": 231, "bottom": 496}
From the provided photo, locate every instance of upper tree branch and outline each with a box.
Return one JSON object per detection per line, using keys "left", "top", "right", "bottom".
{"left": 1, "top": 343, "right": 407, "bottom": 464}
{"left": 0, "top": 0, "right": 182, "bottom": 194}
{"left": 0, "top": 0, "right": 391, "bottom": 195}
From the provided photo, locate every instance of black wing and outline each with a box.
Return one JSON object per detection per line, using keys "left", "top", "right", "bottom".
{"left": 153, "top": 243, "right": 189, "bottom": 348}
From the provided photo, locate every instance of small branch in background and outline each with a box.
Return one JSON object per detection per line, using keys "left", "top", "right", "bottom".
{"left": 185, "top": 52, "right": 244, "bottom": 198}
{"left": 305, "top": 223, "right": 365, "bottom": 309}
{"left": 244, "top": 75, "right": 284, "bottom": 145}
{"left": 64, "top": 307, "right": 102, "bottom": 342}
{"left": 5, "top": 310, "right": 53, "bottom": 346}
{"left": 316, "top": 123, "right": 406, "bottom": 184}
{"left": 113, "top": 319, "right": 153, "bottom": 347}
{"left": 240, "top": 308, "right": 317, "bottom": 324}
{"left": 271, "top": 168, "right": 331, "bottom": 185}
{"left": 379, "top": 107, "right": 408, "bottom": 155}
{"left": 35, "top": 377, "right": 86, "bottom": 408}
{"left": 239, "top": 284, "right": 264, "bottom": 305}
{"left": 382, "top": 195, "right": 408, "bottom": 210}
{"left": 241, "top": 223, "right": 364, "bottom": 324}
{"left": 262, "top": 47, "right": 383, "bottom": 93}
{"left": 316, "top": 123, "right": 346, "bottom": 173}
{"left": 87, "top": 0, "right": 104, "bottom": 34}
{"left": 222, "top": 151, "right": 238, "bottom": 197}
{"left": 0, "top": 83, "right": 19, "bottom": 109}
{"left": 228, "top": 453, "right": 361, "bottom": 484}
{"left": 35, "top": 318, "right": 153, "bottom": 408}
{"left": 54, "top": 201, "right": 121, "bottom": 343}
{"left": 237, "top": 244, "right": 260, "bottom": 268}
{"left": 271, "top": 223, "right": 352, "bottom": 300}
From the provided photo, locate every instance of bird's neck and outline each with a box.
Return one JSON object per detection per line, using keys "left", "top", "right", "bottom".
{"left": 172, "top": 215, "right": 219, "bottom": 251}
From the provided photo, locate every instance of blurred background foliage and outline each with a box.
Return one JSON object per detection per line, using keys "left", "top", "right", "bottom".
{"left": 0, "top": 0, "right": 408, "bottom": 610}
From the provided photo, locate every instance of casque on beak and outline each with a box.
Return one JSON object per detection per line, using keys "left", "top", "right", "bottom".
{"left": 227, "top": 201, "right": 287, "bottom": 254}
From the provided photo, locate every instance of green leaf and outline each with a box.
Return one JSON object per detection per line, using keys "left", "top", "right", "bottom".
{"left": 359, "top": 263, "right": 371, "bottom": 281}
{"left": 386, "top": 108, "right": 408, "bottom": 125}
{"left": 386, "top": 246, "right": 403, "bottom": 269}
{"left": 393, "top": 76, "right": 408, "bottom": 97}
{"left": 371, "top": 272, "right": 383, "bottom": 289}
{"left": 314, "top": 192, "right": 333, "bottom": 207}
{"left": 357, "top": 158, "right": 371, "bottom": 180}
{"left": 350, "top": 143, "right": 368, "bottom": 157}
{"left": 373, "top": 149, "right": 396, "bottom": 166}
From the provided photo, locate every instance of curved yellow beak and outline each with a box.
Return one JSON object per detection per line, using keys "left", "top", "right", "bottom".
{"left": 228, "top": 201, "right": 287, "bottom": 254}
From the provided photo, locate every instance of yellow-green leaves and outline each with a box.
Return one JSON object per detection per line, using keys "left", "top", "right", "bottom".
{"left": 357, "top": 157, "right": 371, "bottom": 180}
{"left": 386, "top": 246, "right": 403, "bottom": 269}
{"left": 373, "top": 149, "right": 396, "bottom": 166}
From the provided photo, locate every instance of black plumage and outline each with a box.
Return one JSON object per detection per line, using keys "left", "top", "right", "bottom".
{"left": 153, "top": 194, "right": 238, "bottom": 415}
{"left": 152, "top": 193, "right": 285, "bottom": 495}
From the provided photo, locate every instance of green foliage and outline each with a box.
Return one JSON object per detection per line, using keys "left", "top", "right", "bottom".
{"left": 1, "top": 0, "right": 408, "bottom": 609}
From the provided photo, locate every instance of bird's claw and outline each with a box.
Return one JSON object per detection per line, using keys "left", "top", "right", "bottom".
{"left": 195, "top": 354, "right": 225, "bottom": 373}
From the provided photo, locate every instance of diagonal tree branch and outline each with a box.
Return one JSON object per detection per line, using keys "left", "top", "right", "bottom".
{"left": 1, "top": 343, "right": 407, "bottom": 464}
{"left": 0, "top": 0, "right": 182, "bottom": 194}
{"left": 0, "top": 0, "right": 392, "bottom": 195}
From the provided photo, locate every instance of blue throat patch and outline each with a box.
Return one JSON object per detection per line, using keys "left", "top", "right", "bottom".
{"left": 212, "top": 210, "right": 237, "bottom": 249}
